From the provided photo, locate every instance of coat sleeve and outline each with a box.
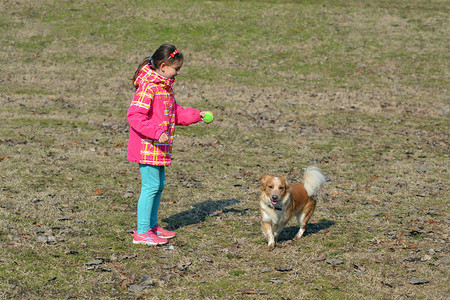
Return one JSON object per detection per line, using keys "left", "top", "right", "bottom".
{"left": 174, "top": 103, "right": 202, "bottom": 126}
{"left": 127, "top": 85, "right": 166, "bottom": 140}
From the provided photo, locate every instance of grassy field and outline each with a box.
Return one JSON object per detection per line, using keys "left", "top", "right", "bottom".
{"left": 1, "top": 0, "right": 449, "bottom": 299}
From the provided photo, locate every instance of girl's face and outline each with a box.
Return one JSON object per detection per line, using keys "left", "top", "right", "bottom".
{"left": 157, "top": 60, "right": 183, "bottom": 79}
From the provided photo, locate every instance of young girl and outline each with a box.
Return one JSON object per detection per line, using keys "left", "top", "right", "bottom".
{"left": 127, "top": 44, "right": 210, "bottom": 245}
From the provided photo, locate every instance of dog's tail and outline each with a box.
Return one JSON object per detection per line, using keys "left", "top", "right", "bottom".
{"left": 303, "top": 166, "right": 326, "bottom": 197}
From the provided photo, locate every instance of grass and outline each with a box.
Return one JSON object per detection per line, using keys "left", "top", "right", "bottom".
{"left": 1, "top": 0, "right": 449, "bottom": 299}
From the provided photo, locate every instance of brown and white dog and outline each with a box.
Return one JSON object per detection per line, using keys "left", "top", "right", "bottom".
{"left": 259, "top": 166, "right": 326, "bottom": 250}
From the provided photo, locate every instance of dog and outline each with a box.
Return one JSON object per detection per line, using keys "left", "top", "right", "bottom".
{"left": 259, "top": 166, "right": 326, "bottom": 250}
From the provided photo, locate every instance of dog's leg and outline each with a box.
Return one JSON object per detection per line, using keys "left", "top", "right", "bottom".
{"left": 295, "top": 202, "right": 316, "bottom": 240}
{"left": 295, "top": 213, "right": 308, "bottom": 239}
{"left": 261, "top": 221, "right": 275, "bottom": 250}
{"left": 273, "top": 222, "right": 286, "bottom": 241}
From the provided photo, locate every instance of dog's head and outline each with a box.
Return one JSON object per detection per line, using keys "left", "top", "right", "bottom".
{"left": 259, "top": 175, "right": 289, "bottom": 209}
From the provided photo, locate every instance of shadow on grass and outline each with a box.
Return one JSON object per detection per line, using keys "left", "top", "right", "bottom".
{"left": 277, "top": 219, "right": 335, "bottom": 242}
{"left": 162, "top": 199, "right": 240, "bottom": 230}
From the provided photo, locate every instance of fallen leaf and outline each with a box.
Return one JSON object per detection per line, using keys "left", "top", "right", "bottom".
{"left": 241, "top": 289, "right": 257, "bottom": 294}
{"left": 410, "top": 277, "right": 429, "bottom": 285}
{"left": 128, "top": 275, "right": 154, "bottom": 292}
{"left": 275, "top": 266, "right": 292, "bottom": 272}
{"left": 120, "top": 275, "right": 135, "bottom": 290}
{"left": 269, "top": 278, "right": 283, "bottom": 284}
{"left": 331, "top": 191, "right": 340, "bottom": 199}
{"left": 176, "top": 261, "right": 192, "bottom": 271}
{"left": 326, "top": 259, "right": 343, "bottom": 265}
{"left": 381, "top": 281, "right": 394, "bottom": 288}
{"left": 313, "top": 254, "right": 326, "bottom": 262}
{"left": 370, "top": 174, "right": 379, "bottom": 182}
{"left": 123, "top": 192, "right": 134, "bottom": 199}
{"left": 421, "top": 255, "right": 432, "bottom": 261}
{"left": 404, "top": 257, "right": 421, "bottom": 262}
{"left": 353, "top": 264, "right": 366, "bottom": 272}
{"left": 85, "top": 260, "right": 103, "bottom": 266}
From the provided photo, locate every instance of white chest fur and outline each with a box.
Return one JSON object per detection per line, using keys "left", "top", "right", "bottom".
{"left": 261, "top": 204, "right": 284, "bottom": 225}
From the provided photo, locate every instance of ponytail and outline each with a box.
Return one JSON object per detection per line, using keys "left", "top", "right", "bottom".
{"left": 132, "top": 56, "right": 152, "bottom": 88}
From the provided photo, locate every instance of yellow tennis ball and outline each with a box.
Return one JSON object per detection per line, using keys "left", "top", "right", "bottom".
{"left": 202, "top": 111, "right": 214, "bottom": 123}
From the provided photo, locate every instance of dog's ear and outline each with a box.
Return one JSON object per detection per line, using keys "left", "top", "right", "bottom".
{"left": 259, "top": 175, "right": 269, "bottom": 187}
{"left": 281, "top": 176, "right": 290, "bottom": 192}
{"left": 280, "top": 175, "right": 289, "bottom": 187}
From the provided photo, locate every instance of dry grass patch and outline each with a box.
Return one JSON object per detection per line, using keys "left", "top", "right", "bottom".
{"left": 1, "top": 0, "right": 448, "bottom": 299}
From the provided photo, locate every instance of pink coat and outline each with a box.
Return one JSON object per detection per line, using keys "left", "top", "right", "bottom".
{"left": 127, "top": 65, "right": 202, "bottom": 166}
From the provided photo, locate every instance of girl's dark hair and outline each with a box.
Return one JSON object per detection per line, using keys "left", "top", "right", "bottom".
{"left": 132, "top": 44, "right": 183, "bottom": 88}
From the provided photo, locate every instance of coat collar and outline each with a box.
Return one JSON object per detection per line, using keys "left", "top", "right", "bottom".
{"left": 134, "top": 64, "right": 175, "bottom": 89}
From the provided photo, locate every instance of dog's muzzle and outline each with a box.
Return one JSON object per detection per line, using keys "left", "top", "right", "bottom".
{"left": 271, "top": 195, "right": 283, "bottom": 210}
{"left": 271, "top": 195, "right": 279, "bottom": 206}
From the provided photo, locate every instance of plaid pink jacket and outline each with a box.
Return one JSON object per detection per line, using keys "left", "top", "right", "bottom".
{"left": 127, "top": 65, "right": 202, "bottom": 166}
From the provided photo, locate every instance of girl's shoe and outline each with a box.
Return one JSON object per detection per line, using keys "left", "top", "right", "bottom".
{"left": 133, "top": 230, "right": 168, "bottom": 245}
{"left": 152, "top": 224, "right": 176, "bottom": 239}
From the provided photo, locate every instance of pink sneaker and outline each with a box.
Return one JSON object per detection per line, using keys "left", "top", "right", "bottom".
{"left": 133, "top": 230, "right": 168, "bottom": 245}
{"left": 152, "top": 224, "right": 176, "bottom": 239}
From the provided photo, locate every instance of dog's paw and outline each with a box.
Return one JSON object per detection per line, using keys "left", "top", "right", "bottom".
{"left": 294, "top": 230, "right": 306, "bottom": 240}
{"left": 293, "top": 234, "right": 304, "bottom": 241}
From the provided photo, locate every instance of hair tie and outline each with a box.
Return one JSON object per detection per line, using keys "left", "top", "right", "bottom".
{"left": 169, "top": 49, "right": 179, "bottom": 59}
{"left": 164, "top": 49, "right": 179, "bottom": 63}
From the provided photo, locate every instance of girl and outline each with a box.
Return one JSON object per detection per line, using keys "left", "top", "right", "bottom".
{"left": 127, "top": 44, "right": 210, "bottom": 245}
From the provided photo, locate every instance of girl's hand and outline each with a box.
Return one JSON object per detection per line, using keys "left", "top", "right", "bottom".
{"left": 200, "top": 111, "right": 214, "bottom": 123}
{"left": 158, "top": 132, "right": 169, "bottom": 143}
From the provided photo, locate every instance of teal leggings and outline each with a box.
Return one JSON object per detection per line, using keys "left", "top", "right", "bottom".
{"left": 137, "top": 164, "right": 165, "bottom": 234}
